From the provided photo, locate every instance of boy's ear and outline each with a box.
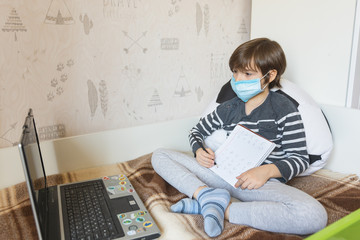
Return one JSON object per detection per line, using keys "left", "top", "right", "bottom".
{"left": 268, "top": 69, "right": 278, "bottom": 83}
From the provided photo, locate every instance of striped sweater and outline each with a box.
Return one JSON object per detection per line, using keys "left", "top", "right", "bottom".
{"left": 189, "top": 91, "right": 309, "bottom": 182}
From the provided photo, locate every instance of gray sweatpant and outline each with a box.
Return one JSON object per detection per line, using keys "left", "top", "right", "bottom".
{"left": 151, "top": 148, "right": 328, "bottom": 235}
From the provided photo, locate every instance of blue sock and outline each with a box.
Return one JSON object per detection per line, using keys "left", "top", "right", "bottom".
{"left": 170, "top": 198, "right": 201, "bottom": 214}
{"left": 197, "top": 187, "right": 230, "bottom": 237}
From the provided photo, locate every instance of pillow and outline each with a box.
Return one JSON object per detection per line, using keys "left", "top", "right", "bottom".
{"left": 202, "top": 79, "right": 333, "bottom": 176}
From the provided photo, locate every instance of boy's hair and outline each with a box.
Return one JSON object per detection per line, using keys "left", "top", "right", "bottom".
{"left": 229, "top": 38, "right": 286, "bottom": 89}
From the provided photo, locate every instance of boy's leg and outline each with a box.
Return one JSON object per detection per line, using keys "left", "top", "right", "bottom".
{"left": 227, "top": 180, "right": 328, "bottom": 235}
{"left": 151, "top": 148, "right": 231, "bottom": 237}
{"left": 170, "top": 198, "right": 201, "bottom": 214}
{"left": 151, "top": 148, "right": 230, "bottom": 197}
{"left": 152, "top": 148, "right": 327, "bottom": 235}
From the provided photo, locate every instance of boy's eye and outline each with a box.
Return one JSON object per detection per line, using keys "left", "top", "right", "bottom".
{"left": 245, "top": 72, "right": 252, "bottom": 76}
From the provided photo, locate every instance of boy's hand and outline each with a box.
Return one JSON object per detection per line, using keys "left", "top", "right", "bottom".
{"left": 235, "top": 164, "right": 281, "bottom": 190}
{"left": 195, "top": 148, "right": 216, "bottom": 168}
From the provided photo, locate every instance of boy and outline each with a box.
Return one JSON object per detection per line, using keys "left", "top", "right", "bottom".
{"left": 151, "top": 38, "right": 327, "bottom": 237}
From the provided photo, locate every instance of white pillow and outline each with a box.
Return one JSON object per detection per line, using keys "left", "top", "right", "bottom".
{"left": 202, "top": 79, "right": 333, "bottom": 176}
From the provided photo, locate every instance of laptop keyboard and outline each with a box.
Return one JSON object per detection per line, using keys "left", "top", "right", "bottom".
{"left": 62, "top": 180, "right": 120, "bottom": 240}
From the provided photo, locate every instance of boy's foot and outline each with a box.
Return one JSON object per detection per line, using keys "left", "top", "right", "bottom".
{"left": 197, "top": 187, "right": 230, "bottom": 237}
{"left": 170, "top": 198, "right": 201, "bottom": 214}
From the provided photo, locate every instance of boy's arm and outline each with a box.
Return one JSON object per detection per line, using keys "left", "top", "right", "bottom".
{"left": 236, "top": 111, "right": 309, "bottom": 189}
{"left": 235, "top": 164, "right": 281, "bottom": 189}
{"left": 189, "top": 108, "right": 225, "bottom": 154}
{"left": 271, "top": 111, "right": 310, "bottom": 182}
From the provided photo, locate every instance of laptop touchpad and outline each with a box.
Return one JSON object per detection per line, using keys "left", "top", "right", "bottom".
{"left": 110, "top": 195, "right": 140, "bottom": 213}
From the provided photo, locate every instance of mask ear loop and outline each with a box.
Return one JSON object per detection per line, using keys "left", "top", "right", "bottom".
{"left": 260, "top": 71, "right": 271, "bottom": 90}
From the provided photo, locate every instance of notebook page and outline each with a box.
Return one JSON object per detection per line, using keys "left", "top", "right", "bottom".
{"left": 210, "top": 124, "right": 275, "bottom": 187}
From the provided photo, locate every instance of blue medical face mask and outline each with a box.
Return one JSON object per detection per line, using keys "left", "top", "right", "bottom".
{"left": 230, "top": 72, "right": 270, "bottom": 102}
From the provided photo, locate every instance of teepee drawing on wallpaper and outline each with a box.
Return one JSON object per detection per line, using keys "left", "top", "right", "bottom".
{"left": 174, "top": 67, "right": 191, "bottom": 97}
{"left": 2, "top": 8, "right": 27, "bottom": 41}
{"left": 44, "top": 0, "right": 75, "bottom": 25}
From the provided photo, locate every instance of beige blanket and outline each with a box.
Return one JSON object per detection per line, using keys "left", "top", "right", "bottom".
{"left": 1, "top": 153, "right": 360, "bottom": 240}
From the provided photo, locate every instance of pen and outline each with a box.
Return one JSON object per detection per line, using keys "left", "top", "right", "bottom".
{"left": 191, "top": 133, "right": 216, "bottom": 165}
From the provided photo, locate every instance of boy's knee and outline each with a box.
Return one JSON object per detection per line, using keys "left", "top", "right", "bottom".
{"left": 151, "top": 148, "right": 167, "bottom": 168}
{"left": 297, "top": 201, "right": 328, "bottom": 234}
{"left": 311, "top": 203, "right": 328, "bottom": 232}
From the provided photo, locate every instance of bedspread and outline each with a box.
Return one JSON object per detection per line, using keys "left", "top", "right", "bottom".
{"left": 1, "top": 153, "right": 360, "bottom": 240}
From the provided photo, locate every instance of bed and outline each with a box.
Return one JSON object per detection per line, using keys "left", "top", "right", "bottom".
{"left": 0, "top": 105, "right": 360, "bottom": 239}
{"left": 1, "top": 152, "right": 360, "bottom": 240}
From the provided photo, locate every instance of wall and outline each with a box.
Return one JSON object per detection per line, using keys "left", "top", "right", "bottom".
{"left": 0, "top": 0, "right": 251, "bottom": 149}
{"left": 251, "top": 0, "right": 357, "bottom": 107}
{"left": 347, "top": 0, "right": 360, "bottom": 108}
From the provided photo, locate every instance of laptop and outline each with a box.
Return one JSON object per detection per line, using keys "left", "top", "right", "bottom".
{"left": 18, "top": 109, "right": 161, "bottom": 240}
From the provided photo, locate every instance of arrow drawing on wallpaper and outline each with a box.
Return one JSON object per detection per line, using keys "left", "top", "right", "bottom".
{"left": 123, "top": 31, "right": 148, "bottom": 54}
{"left": 22, "top": 49, "right": 47, "bottom": 81}
{"left": 0, "top": 122, "right": 17, "bottom": 146}
{"left": 122, "top": 98, "right": 143, "bottom": 121}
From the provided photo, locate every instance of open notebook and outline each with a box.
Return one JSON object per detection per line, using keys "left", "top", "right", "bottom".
{"left": 210, "top": 124, "right": 276, "bottom": 187}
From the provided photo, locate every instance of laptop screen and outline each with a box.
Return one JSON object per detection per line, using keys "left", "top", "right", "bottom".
{"left": 18, "top": 109, "right": 48, "bottom": 239}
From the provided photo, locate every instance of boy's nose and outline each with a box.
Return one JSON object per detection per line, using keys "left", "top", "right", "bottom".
{"left": 233, "top": 74, "right": 241, "bottom": 82}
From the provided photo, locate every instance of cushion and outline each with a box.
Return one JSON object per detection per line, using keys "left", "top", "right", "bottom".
{"left": 202, "top": 79, "right": 333, "bottom": 176}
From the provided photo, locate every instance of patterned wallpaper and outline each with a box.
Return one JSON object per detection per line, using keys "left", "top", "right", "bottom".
{"left": 0, "top": 0, "right": 251, "bottom": 149}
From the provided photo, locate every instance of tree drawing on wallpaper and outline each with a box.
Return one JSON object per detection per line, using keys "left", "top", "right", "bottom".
{"left": 174, "top": 67, "right": 191, "bottom": 97}
{"left": 47, "top": 59, "right": 74, "bottom": 102}
{"left": 196, "top": 2, "right": 209, "bottom": 36}
{"left": 0, "top": 122, "right": 17, "bottom": 146}
{"left": 238, "top": 19, "right": 248, "bottom": 39}
{"left": 123, "top": 31, "right": 148, "bottom": 54}
{"left": 2, "top": 8, "right": 27, "bottom": 41}
{"left": 87, "top": 79, "right": 109, "bottom": 118}
{"left": 148, "top": 89, "right": 163, "bottom": 113}
{"left": 44, "top": 0, "right": 75, "bottom": 25}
